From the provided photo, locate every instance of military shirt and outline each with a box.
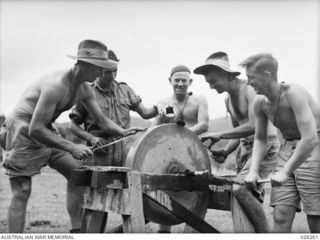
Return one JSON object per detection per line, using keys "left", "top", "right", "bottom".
{"left": 70, "top": 80, "right": 142, "bottom": 166}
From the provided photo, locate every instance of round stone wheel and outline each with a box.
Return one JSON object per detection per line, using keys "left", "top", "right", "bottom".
{"left": 125, "top": 123, "right": 211, "bottom": 225}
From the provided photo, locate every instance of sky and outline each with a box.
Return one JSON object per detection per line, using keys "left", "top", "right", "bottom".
{"left": 0, "top": 0, "right": 319, "bottom": 123}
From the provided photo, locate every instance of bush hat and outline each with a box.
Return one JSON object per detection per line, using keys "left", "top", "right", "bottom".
{"left": 194, "top": 52, "right": 240, "bottom": 76}
{"left": 67, "top": 39, "right": 117, "bottom": 69}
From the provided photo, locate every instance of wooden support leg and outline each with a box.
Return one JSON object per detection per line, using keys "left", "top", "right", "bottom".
{"left": 107, "top": 219, "right": 150, "bottom": 233}
{"left": 144, "top": 191, "right": 219, "bottom": 233}
{"left": 79, "top": 209, "right": 108, "bottom": 233}
{"left": 231, "top": 194, "right": 255, "bottom": 233}
{"left": 122, "top": 171, "right": 145, "bottom": 233}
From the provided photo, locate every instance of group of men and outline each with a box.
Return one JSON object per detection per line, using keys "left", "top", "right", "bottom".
{"left": 0, "top": 39, "right": 319, "bottom": 233}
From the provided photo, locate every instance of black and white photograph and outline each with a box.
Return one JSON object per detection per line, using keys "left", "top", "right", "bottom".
{"left": 0, "top": 0, "right": 319, "bottom": 237}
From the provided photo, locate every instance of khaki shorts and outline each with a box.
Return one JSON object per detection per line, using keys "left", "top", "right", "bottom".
{"left": 235, "top": 136, "right": 280, "bottom": 201}
{"left": 1, "top": 117, "right": 73, "bottom": 178}
{"left": 236, "top": 136, "right": 280, "bottom": 179}
{"left": 270, "top": 138, "right": 320, "bottom": 215}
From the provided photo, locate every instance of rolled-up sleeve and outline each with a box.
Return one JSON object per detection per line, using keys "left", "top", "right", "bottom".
{"left": 126, "top": 85, "right": 142, "bottom": 110}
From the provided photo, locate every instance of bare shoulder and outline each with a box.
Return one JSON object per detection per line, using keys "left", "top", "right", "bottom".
{"left": 37, "top": 69, "right": 69, "bottom": 96}
{"left": 253, "top": 95, "right": 266, "bottom": 113}
{"left": 244, "top": 84, "right": 257, "bottom": 100}
{"left": 284, "top": 83, "right": 309, "bottom": 104}
{"left": 253, "top": 94, "right": 265, "bottom": 105}
{"left": 285, "top": 83, "right": 307, "bottom": 96}
{"left": 79, "top": 82, "right": 94, "bottom": 101}
{"left": 191, "top": 94, "right": 208, "bottom": 103}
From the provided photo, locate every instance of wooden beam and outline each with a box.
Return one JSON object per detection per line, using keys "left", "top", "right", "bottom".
{"left": 140, "top": 173, "right": 241, "bottom": 192}
{"left": 122, "top": 171, "right": 146, "bottom": 233}
{"left": 71, "top": 167, "right": 243, "bottom": 191}
{"left": 231, "top": 195, "right": 255, "bottom": 233}
{"left": 91, "top": 171, "right": 127, "bottom": 189}
{"left": 79, "top": 209, "right": 108, "bottom": 233}
{"left": 107, "top": 219, "right": 149, "bottom": 233}
{"left": 69, "top": 168, "right": 92, "bottom": 186}
{"left": 143, "top": 191, "right": 220, "bottom": 233}
{"left": 84, "top": 188, "right": 131, "bottom": 215}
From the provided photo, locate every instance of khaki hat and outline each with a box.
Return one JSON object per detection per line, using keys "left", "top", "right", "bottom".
{"left": 67, "top": 39, "right": 117, "bottom": 69}
{"left": 194, "top": 51, "right": 240, "bottom": 76}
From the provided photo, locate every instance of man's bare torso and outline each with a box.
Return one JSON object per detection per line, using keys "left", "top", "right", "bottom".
{"left": 159, "top": 94, "right": 204, "bottom": 128}
{"left": 263, "top": 83, "right": 320, "bottom": 139}
{"left": 12, "top": 69, "right": 86, "bottom": 123}
{"left": 227, "top": 80, "right": 277, "bottom": 136}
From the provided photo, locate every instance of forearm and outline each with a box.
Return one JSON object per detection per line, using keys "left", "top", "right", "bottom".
{"left": 69, "top": 122, "right": 93, "bottom": 142}
{"left": 139, "top": 105, "right": 158, "bottom": 119}
{"left": 95, "top": 115, "right": 125, "bottom": 137}
{"left": 189, "top": 122, "right": 209, "bottom": 135}
{"left": 153, "top": 116, "right": 161, "bottom": 126}
{"left": 223, "top": 139, "right": 240, "bottom": 154}
{"left": 250, "top": 139, "right": 268, "bottom": 173}
{"left": 284, "top": 137, "right": 318, "bottom": 174}
{"left": 218, "top": 124, "right": 254, "bottom": 139}
{"left": 29, "top": 127, "right": 76, "bottom": 153}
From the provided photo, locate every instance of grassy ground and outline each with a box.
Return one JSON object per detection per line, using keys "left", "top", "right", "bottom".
{"left": 0, "top": 164, "right": 310, "bottom": 233}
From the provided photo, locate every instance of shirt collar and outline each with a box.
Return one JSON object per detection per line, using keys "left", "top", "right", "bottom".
{"left": 95, "top": 80, "right": 116, "bottom": 93}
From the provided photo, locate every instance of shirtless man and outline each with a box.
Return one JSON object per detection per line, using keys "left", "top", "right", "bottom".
{"left": 241, "top": 53, "right": 320, "bottom": 233}
{"left": 194, "top": 52, "right": 279, "bottom": 232}
{"left": 154, "top": 65, "right": 209, "bottom": 233}
{"left": 0, "top": 39, "right": 143, "bottom": 233}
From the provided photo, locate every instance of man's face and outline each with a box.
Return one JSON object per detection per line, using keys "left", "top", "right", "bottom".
{"left": 82, "top": 62, "right": 104, "bottom": 82}
{"left": 100, "top": 69, "right": 118, "bottom": 84}
{"left": 246, "top": 65, "right": 266, "bottom": 94}
{"left": 169, "top": 71, "right": 192, "bottom": 96}
{"left": 204, "top": 69, "right": 229, "bottom": 94}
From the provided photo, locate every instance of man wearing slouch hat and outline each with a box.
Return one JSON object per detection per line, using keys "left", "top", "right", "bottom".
{"left": 0, "top": 39, "right": 144, "bottom": 233}
{"left": 195, "top": 52, "right": 279, "bottom": 232}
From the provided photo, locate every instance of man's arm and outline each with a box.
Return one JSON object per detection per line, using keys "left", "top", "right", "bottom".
{"left": 81, "top": 84, "right": 143, "bottom": 136}
{"left": 69, "top": 121, "right": 97, "bottom": 145}
{"left": 189, "top": 95, "right": 209, "bottom": 135}
{"left": 273, "top": 85, "right": 319, "bottom": 184}
{"left": 245, "top": 97, "right": 269, "bottom": 187}
{"left": 201, "top": 87, "right": 256, "bottom": 144}
{"left": 135, "top": 102, "right": 159, "bottom": 119}
{"left": 219, "top": 114, "right": 240, "bottom": 155}
{"left": 28, "top": 86, "right": 91, "bottom": 159}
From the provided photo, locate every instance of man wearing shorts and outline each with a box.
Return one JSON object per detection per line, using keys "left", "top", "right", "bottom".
{"left": 0, "top": 39, "right": 143, "bottom": 233}
{"left": 194, "top": 52, "right": 279, "bottom": 232}
{"left": 242, "top": 53, "right": 320, "bottom": 233}
{"left": 154, "top": 65, "right": 209, "bottom": 232}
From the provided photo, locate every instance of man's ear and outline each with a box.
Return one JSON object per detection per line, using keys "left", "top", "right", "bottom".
{"left": 263, "top": 70, "right": 272, "bottom": 79}
{"left": 189, "top": 78, "right": 193, "bottom": 85}
{"left": 168, "top": 77, "right": 171, "bottom": 83}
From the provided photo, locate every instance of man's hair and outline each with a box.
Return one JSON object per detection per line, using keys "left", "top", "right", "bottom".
{"left": 108, "top": 50, "right": 119, "bottom": 62}
{"left": 239, "top": 53, "right": 278, "bottom": 77}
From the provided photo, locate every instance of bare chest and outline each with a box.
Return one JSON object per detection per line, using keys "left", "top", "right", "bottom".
{"left": 264, "top": 98, "right": 299, "bottom": 138}
{"left": 171, "top": 98, "right": 198, "bottom": 124}
{"left": 228, "top": 96, "right": 248, "bottom": 124}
